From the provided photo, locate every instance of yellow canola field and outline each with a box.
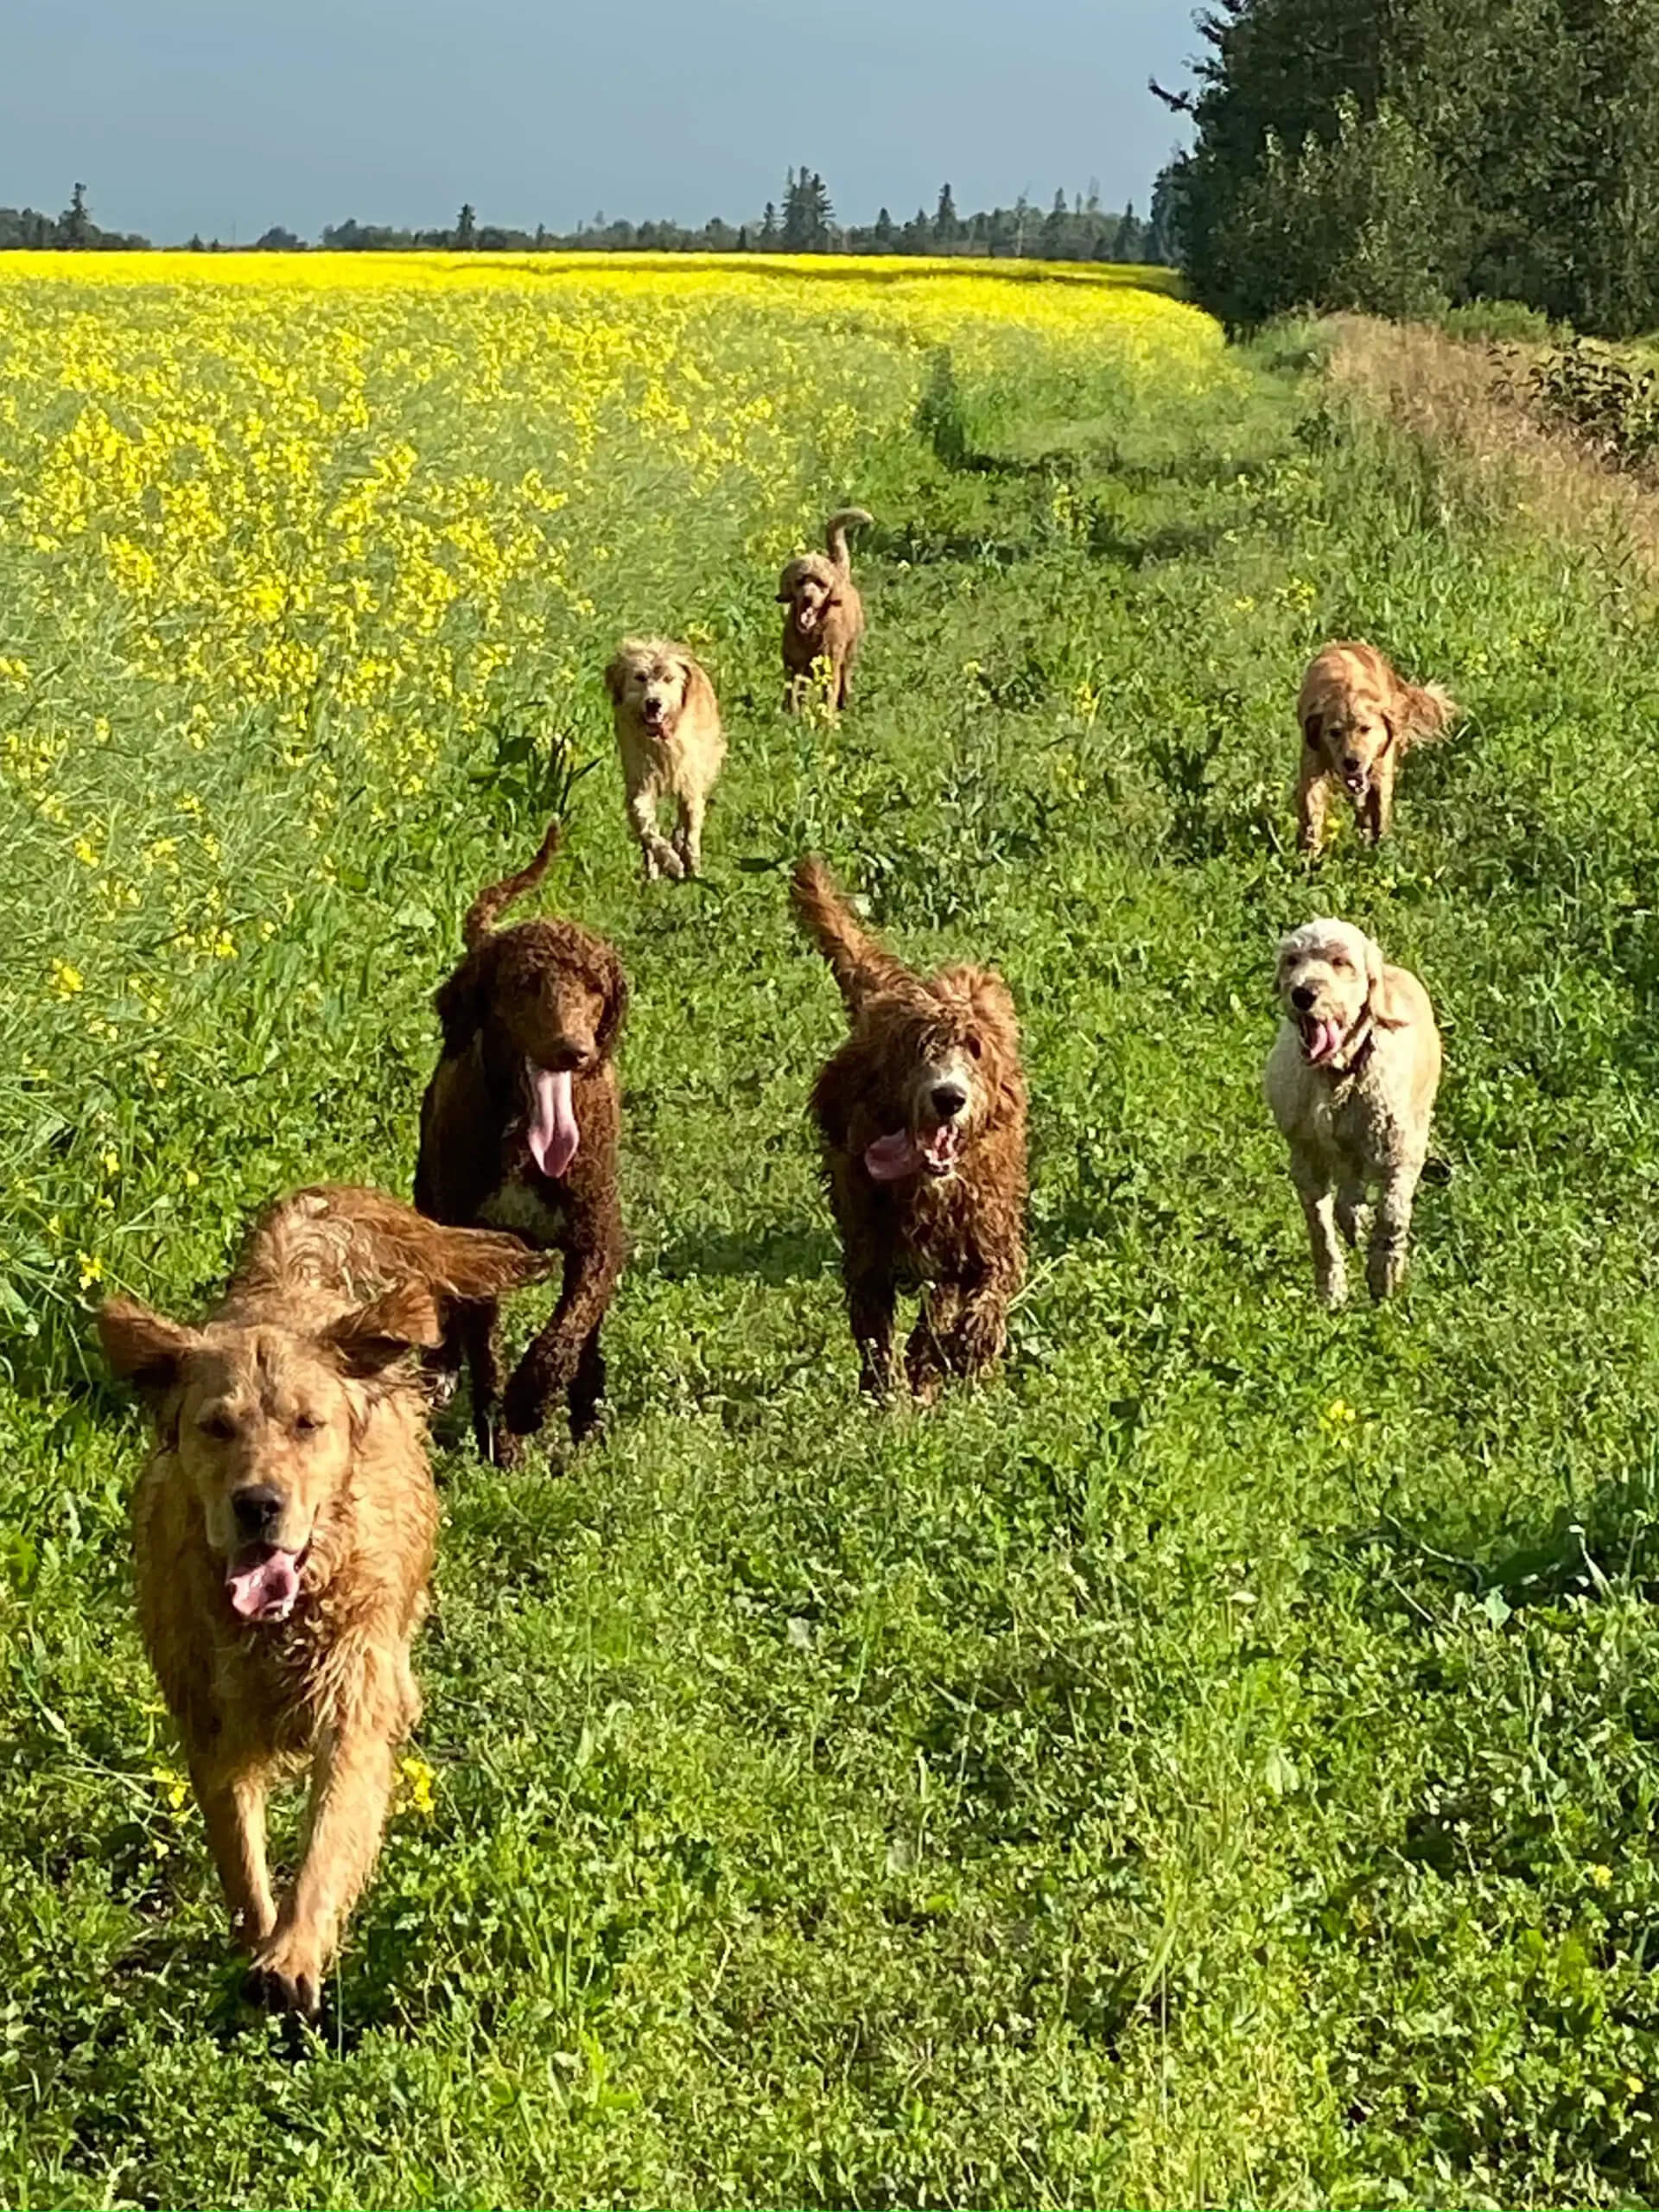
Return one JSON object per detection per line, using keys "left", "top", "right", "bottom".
{"left": 0, "top": 256, "right": 1227, "bottom": 767}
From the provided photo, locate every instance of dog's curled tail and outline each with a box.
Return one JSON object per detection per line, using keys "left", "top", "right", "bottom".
{"left": 791, "top": 856, "right": 910, "bottom": 1013}
{"left": 824, "top": 507, "right": 874, "bottom": 574}
{"left": 1402, "top": 680, "right": 1459, "bottom": 742}
{"left": 462, "top": 819, "right": 562, "bottom": 949}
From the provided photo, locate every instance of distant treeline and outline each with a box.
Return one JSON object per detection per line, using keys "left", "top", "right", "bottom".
{"left": 1152, "top": 0, "right": 1659, "bottom": 336}
{"left": 0, "top": 170, "right": 1173, "bottom": 264}
{"left": 0, "top": 185, "right": 148, "bottom": 251}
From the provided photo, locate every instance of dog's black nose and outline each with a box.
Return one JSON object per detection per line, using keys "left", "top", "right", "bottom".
{"left": 232, "top": 1484, "right": 284, "bottom": 1540}
{"left": 931, "top": 1082, "right": 968, "bottom": 1120}
{"left": 1291, "top": 984, "right": 1316, "bottom": 1012}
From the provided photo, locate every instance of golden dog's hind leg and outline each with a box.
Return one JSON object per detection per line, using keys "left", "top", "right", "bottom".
{"left": 247, "top": 1721, "right": 396, "bottom": 2018}
{"left": 193, "top": 1758, "right": 277, "bottom": 1948}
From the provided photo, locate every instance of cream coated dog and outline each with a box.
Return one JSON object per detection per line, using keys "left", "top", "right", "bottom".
{"left": 604, "top": 637, "right": 725, "bottom": 881}
{"left": 1265, "top": 918, "right": 1441, "bottom": 1306}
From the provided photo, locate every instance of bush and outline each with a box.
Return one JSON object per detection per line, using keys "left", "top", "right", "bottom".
{"left": 1206, "top": 95, "right": 1451, "bottom": 330}
{"left": 1529, "top": 339, "right": 1659, "bottom": 465}
{"left": 1439, "top": 299, "right": 1559, "bottom": 346}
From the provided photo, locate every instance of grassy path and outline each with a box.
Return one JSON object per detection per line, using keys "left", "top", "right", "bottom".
{"left": 6, "top": 304, "right": 1659, "bottom": 2205}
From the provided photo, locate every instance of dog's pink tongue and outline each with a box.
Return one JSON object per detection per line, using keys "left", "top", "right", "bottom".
{"left": 1307, "top": 1017, "right": 1345, "bottom": 1065}
{"left": 864, "top": 1129, "right": 923, "bottom": 1182}
{"left": 226, "top": 1548, "right": 301, "bottom": 1622}
{"left": 527, "top": 1066, "right": 579, "bottom": 1178}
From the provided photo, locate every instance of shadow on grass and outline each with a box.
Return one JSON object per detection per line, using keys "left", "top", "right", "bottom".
{"left": 650, "top": 1223, "right": 837, "bottom": 1286}
{"left": 1361, "top": 1439, "right": 1659, "bottom": 1617}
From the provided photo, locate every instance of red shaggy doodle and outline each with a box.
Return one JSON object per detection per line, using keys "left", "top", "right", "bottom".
{"left": 791, "top": 856, "right": 1027, "bottom": 1398}
{"left": 416, "top": 821, "right": 628, "bottom": 1459}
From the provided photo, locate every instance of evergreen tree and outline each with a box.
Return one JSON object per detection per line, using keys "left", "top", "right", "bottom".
{"left": 59, "top": 181, "right": 90, "bottom": 249}
{"left": 874, "top": 205, "right": 894, "bottom": 246}
{"left": 454, "top": 202, "right": 477, "bottom": 249}
{"left": 933, "top": 181, "right": 961, "bottom": 244}
{"left": 760, "top": 200, "right": 779, "bottom": 245}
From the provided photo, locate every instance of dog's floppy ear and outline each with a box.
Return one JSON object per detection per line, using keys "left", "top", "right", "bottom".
{"left": 322, "top": 1282, "right": 443, "bottom": 1378}
{"left": 433, "top": 942, "right": 497, "bottom": 1055}
{"left": 1364, "top": 937, "right": 1413, "bottom": 1028}
{"left": 967, "top": 969, "right": 1019, "bottom": 1039}
{"left": 681, "top": 653, "right": 717, "bottom": 717}
{"left": 594, "top": 944, "right": 631, "bottom": 1059}
{"left": 99, "top": 1297, "right": 199, "bottom": 1396}
{"left": 603, "top": 650, "right": 631, "bottom": 703}
{"left": 1302, "top": 712, "right": 1324, "bottom": 751}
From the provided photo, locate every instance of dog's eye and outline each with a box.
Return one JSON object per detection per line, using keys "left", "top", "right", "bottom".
{"left": 964, "top": 1033, "right": 983, "bottom": 1060}
{"left": 197, "top": 1410, "right": 237, "bottom": 1441}
{"left": 1331, "top": 954, "right": 1351, "bottom": 972}
{"left": 293, "top": 1412, "right": 323, "bottom": 1437}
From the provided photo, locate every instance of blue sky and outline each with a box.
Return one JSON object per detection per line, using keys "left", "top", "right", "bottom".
{"left": 3, "top": 0, "right": 1197, "bottom": 244}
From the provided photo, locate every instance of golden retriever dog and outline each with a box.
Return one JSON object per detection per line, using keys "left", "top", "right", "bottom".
{"left": 779, "top": 508, "right": 872, "bottom": 711}
{"left": 98, "top": 1185, "right": 545, "bottom": 2016}
{"left": 604, "top": 636, "right": 725, "bottom": 880}
{"left": 1265, "top": 919, "right": 1442, "bottom": 1306}
{"left": 1296, "top": 640, "right": 1459, "bottom": 853}
{"left": 791, "top": 857, "right": 1027, "bottom": 1398}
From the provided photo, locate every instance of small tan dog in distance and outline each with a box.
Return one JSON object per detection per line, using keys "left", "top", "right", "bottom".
{"left": 779, "top": 508, "right": 872, "bottom": 711}
{"left": 1265, "top": 919, "right": 1442, "bottom": 1306}
{"left": 99, "top": 1185, "right": 544, "bottom": 2016}
{"left": 1296, "top": 641, "right": 1458, "bottom": 853}
{"left": 605, "top": 637, "right": 725, "bottom": 880}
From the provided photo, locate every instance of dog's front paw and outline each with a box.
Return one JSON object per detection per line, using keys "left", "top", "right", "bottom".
{"left": 245, "top": 1926, "right": 327, "bottom": 2019}
{"left": 500, "top": 1373, "right": 551, "bottom": 1443}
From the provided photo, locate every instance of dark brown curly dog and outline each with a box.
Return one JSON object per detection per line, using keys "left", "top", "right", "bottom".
{"left": 416, "top": 822, "right": 627, "bottom": 1459}
{"left": 791, "top": 857, "right": 1027, "bottom": 1399}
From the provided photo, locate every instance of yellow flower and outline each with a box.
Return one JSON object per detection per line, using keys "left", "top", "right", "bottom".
{"left": 1587, "top": 1863, "right": 1614, "bottom": 1889}
{"left": 396, "top": 1754, "right": 437, "bottom": 1817}
{"left": 101, "top": 1148, "right": 119, "bottom": 1177}
{"left": 77, "top": 1251, "right": 104, "bottom": 1288}
{"left": 51, "top": 960, "right": 84, "bottom": 998}
{"left": 150, "top": 1765, "right": 190, "bottom": 1813}
{"left": 1322, "top": 1399, "right": 1358, "bottom": 1427}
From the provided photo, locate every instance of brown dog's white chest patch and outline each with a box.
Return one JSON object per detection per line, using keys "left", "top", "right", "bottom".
{"left": 479, "top": 1177, "right": 569, "bottom": 1245}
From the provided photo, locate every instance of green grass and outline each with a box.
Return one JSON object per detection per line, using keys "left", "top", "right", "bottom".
{"left": 6, "top": 312, "right": 1659, "bottom": 2208}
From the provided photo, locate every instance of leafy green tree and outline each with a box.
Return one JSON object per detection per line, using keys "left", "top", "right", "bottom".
{"left": 58, "top": 181, "right": 90, "bottom": 249}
